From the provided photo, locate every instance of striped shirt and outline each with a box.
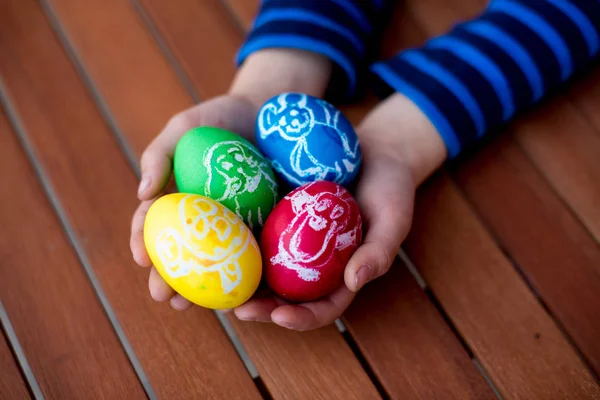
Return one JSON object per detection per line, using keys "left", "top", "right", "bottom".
{"left": 236, "top": 0, "right": 600, "bottom": 159}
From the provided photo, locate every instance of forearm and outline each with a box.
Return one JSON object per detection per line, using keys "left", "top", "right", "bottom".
{"left": 229, "top": 49, "right": 332, "bottom": 108}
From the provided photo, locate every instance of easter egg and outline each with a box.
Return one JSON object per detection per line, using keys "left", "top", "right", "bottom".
{"left": 144, "top": 193, "right": 262, "bottom": 309}
{"left": 261, "top": 181, "right": 362, "bottom": 302}
{"left": 173, "top": 126, "right": 278, "bottom": 230}
{"left": 255, "top": 92, "right": 362, "bottom": 189}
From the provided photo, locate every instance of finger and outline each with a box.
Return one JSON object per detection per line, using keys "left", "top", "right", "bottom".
{"left": 130, "top": 198, "right": 158, "bottom": 267}
{"left": 170, "top": 294, "right": 193, "bottom": 311}
{"left": 345, "top": 160, "right": 414, "bottom": 292}
{"left": 271, "top": 285, "right": 355, "bottom": 331}
{"left": 234, "top": 296, "right": 289, "bottom": 323}
{"left": 138, "top": 113, "right": 197, "bottom": 200}
{"left": 148, "top": 267, "right": 175, "bottom": 301}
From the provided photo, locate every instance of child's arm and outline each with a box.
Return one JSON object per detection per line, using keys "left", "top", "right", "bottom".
{"left": 370, "top": 0, "right": 600, "bottom": 160}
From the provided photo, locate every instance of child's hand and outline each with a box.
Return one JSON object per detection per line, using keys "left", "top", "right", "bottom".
{"left": 130, "top": 94, "right": 260, "bottom": 309}
{"left": 129, "top": 49, "right": 332, "bottom": 310}
{"left": 233, "top": 93, "right": 447, "bottom": 330}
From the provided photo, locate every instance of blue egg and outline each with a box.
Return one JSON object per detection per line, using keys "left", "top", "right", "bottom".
{"left": 255, "top": 92, "right": 362, "bottom": 188}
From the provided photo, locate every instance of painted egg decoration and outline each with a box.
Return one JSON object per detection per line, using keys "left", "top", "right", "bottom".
{"left": 173, "top": 126, "right": 278, "bottom": 230}
{"left": 255, "top": 92, "right": 362, "bottom": 189}
{"left": 261, "top": 181, "right": 362, "bottom": 302}
{"left": 143, "top": 193, "right": 262, "bottom": 309}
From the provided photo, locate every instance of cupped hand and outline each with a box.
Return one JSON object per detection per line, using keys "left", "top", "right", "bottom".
{"left": 130, "top": 94, "right": 259, "bottom": 310}
{"left": 233, "top": 119, "right": 417, "bottom": 331}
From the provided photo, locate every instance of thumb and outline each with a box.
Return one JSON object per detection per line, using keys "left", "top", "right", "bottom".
{"left": 344, "top": 159, "right": 414, "bottom": 292}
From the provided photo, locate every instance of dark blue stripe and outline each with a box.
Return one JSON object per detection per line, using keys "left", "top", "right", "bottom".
{"left": 259, "top": 0, "right": 369, "bottom": 37}
{"left": 371, "top": 64, "right": 462, "bottom": 157}
{"left": 246, "top": 20, "right": 363, "bottom": 59}
{"left": 566, "top": 0, "right": 600, "bottom": 34}
{"left": 401, "top": 50, "right": 486, "bottom": 135}
{"left": 330, "top": 0, "right": 371, "bottom": 33}
{"left": 517, "top": 0, "right": 588, "bottom": 72}
{"left": 488, "top": 0, "right": 573, "bottom": 80}
{"left": 480, "top": 12, "right": 562, "bottom": 95}
{"left": 422, "top": 48, "right": 505, "bottom": 132}
{"left": 252, "top": 8, "right": 365, "bottom": 53}
{"left": 461, "top": 21, "right": 543, "bottom": 101}
{"left": 427, "top": 36, "right": 515, "bottom": 121}
{"left": 547, "top": 0, "right": 599, "bottom": 56}
{"left": 384, "top": 56, "right": 479, "bottom": 149}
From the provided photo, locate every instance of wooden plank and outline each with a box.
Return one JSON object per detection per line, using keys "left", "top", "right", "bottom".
{"left": 0, "top": 110, "right": 145, "bottom": 398}
{"left": 219, "top": 3, "right": 495, "bottom": 398}
{"left": 138, "top": 0, "right": 243, "bottom": 99}
{"left": 404, "top": 175, "right": 600, "bottom": 399}
{"left": 343, "top": 259, "right": 495, "bottom": 399}
{"left": 227, "top": 319, "right": 380, "bottom": 400}
{"left": 0, "top": 1, "right": 260, "bottom": 398}
{"left": 455, "top": 134, "right": 600, "bottom": 376}
{"left": 513, "top": 98, "right": 600, "bottom": 243}
{"left": 43, "top": 0, "right": 381, "bottom": 397}
{"left": 391, "top": 0, "right": 600, "bottom": 397}
{"left": 221, "top": 0, "right": 260, "bottom": 31}
{"left": 0, "top": 329, "right": 30, "bottom": 400}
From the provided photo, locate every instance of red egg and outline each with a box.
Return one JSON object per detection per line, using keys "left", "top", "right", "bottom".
{"left": 261, "top": 181, "right": 362, "bottom": 302}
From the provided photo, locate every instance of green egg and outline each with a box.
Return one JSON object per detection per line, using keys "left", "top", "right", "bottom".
{"left": 173, "top": 126, "right": 278, "bottom": 229}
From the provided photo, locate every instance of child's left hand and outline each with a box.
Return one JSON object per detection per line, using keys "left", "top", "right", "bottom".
{"left": 233, "top": 93, "right": 446, "bottom": 330}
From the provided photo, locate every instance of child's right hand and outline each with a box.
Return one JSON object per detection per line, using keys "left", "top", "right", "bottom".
{"left": 129, "top": 94, "right": 260, "bottom": 309}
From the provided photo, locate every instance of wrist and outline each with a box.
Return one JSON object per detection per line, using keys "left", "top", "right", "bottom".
{"left": 357, "top": 93, "right": 447, "bottom": 186}
{"left": 229, "top": 48, "right": 332, "bottom": 110}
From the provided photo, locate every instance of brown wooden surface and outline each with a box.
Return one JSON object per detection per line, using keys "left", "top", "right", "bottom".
{"left": 2, "top": 0, "right": 600, "bottom": 397}
{"left": 343, "top": 259, "right": 494, "bottom": 400}
{"left": 404, "top": 176, "right": 599, "bottom": 399}
{"left": 0, "top": 330, "right": 31, "bottom": 400}
{"left": 227, "top": 319, "right": 380, "bottom": 400}
{"left": 455, "top": 134, "right": 600, "bottom": 376}
{"left": 0, "top": 0, "right": 260, "bottom": 398}
{"left": 0, "top": 108, "right": 144, "bottom": 399}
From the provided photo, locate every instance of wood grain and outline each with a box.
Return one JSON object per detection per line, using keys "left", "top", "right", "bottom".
{"left": 42, "top": 0, "right": 381, "bottom": 397}
{"left": 221, "top": 0, "right": 260, "bottom": 31}
{"left": 455, "top": 134, "right": 600, "bottom": 376}
{"left": 138, "top": 0, "right": 243, "bottom": 99}
{"left": 0, "top": 109, "right": 144, "bottom": 399}
{"left": 404, "top": 176, "right": 600, "bottom": 399}
{"left": 0, "top": 1, "right": 260, "bottom": 398}
{"left": 343, "top": 259, "right": 495, "bottom": 399}
{"left": 0, "top": 328, "right": 31, "bottom": 400}
{"left": 513, "top": 98, "right": 600, "bottom": 243}
{"left": 227, "top": 318, "right": 380, "bottom": 400}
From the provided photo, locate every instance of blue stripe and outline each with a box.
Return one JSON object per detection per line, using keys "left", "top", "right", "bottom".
{"left": 253, "top": 9, "right": 365, "bottom": 54}
{"left": 428, "top": 36, "right": 515, "bottom": 121}
{"left": 489, "top": 0, "right": 573, "bottom": 80}
{"left": 401, "top": 51, "right": 486, "bottom": 136}
{"left": 463, "top": 20, "right": 544, "bottom": 101}
{"left": 546, "top": 0, "right": 599, "bottom": 56}
{"left": 236, "top": 34, "right": 356, "bottom": 94}
{"left": 371, "top": 63, "right": 461, "bottom": 158}
{"left": 330, "top": 0, "right": 371, "bottom": 33}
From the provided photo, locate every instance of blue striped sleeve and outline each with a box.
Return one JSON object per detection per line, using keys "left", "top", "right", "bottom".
{"left": 370, "top": 0, "right": 600, "bottom": 159}
{"left": 236, "top": 0, "right": 391, "bottom": 100}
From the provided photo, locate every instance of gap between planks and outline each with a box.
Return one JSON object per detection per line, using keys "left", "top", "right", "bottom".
{"left": 0, "top": 80, "right": 157, "bottom": 400}
{"left": 0, "top": 300, "right": 44, "bottom": 400}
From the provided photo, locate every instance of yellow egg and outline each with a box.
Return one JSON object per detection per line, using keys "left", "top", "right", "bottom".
{"left": 143, "top": 193, "right": 262, "bottom": 309}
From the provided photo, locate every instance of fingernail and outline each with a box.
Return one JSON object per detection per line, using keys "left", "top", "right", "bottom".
{"left": 355, "top": 264, "right": 373, "bottom": 291}
{"left": 275, "top": 320, "right": 296, "bottom": 330}
{"left": 138, "top": 176, "right": 151, "bottom": 197}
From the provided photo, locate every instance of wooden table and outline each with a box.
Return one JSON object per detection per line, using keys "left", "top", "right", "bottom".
{"left": 1, "top": 1, "right": 599, "bottom": 399}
